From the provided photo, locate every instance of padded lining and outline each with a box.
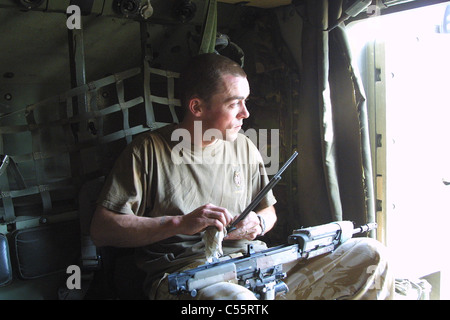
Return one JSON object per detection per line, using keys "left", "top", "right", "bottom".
{"left": 0, "top": 234, "right": 12, "bottom": 286}
{"left": 10, "top": 220, "right": 80, "bottom": 279}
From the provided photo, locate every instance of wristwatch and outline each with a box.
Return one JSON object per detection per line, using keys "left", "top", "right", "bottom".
{"left": 257, "top": 214, "right": 266, "bottom": 236}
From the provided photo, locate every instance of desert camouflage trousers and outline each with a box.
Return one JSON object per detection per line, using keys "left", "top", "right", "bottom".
{"left": 149, "top": 237, "right": 394, "bottom": 300}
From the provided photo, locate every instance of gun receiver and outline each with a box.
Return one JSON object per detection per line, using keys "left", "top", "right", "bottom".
{"left": 168, "top": 221, "right": 377, "bottom": 300}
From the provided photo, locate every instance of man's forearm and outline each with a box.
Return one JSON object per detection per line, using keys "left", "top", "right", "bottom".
{"left": 90, "top": 206, "right": 183, "bottom": 247}
{"left": 90, "top": 203, "right": 234, "bottom": 247}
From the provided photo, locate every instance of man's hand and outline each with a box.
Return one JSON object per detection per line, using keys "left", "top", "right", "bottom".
{"left": 225, "top": 211, "right": 261, "bottom": 241}
{"left": 90, "top": 204, "right": 275, "bottom": 248}
{"left": 179, "top": 203, "right": 234, "bottom": 235}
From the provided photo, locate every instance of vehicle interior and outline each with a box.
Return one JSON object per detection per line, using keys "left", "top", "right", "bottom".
{"left": 0, "top": 0, "right": 449, "bottom": 300}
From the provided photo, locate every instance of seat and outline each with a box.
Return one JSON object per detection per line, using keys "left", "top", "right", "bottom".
{"left": 76, "top": 176, "right": 146, "bottom": 300}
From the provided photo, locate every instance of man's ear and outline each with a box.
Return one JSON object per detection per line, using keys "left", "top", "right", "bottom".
{"left": 187, "top": 97, "right": 204, "bottom": 117}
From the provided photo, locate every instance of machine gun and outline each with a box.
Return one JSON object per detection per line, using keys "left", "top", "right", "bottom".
{"left": 168, "top": 221, "right": 377, "bottom": 300}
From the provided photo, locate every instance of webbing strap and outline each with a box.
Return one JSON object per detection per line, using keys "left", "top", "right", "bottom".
{"left": 143, "top": 61, "right": 156, "bottom": 128}
{"left": 167, "top": 72, "right": 178, "bottom": 123}
{"left": 81, "top": 235, "right": 100, "bottom": 269}
{"left": 1, "top": 177, "right": 74, "bottom": 200}
{"left": 25, "top": 110, "right": 52, "bottom": 214}
{"left": 0, "top": 155, "right": 28, "bottom": 223}
{"left": 199, "top": 0, "right": 218, "bottom": 54}
{"left": 88, "top": 86, "right": 104, "bottom": 140}
{"left": 0, "top": 66, "right": 180, "bottom": 224}
{"left": 147, "top": 68, "right": 181, "bottom": 125}
{"left": 0, "top": 156, "right": 26, "bottom": 190}
{"left": 0, "top": 157, "right": 16, "bottom": 223}
{"left": 61, "top": 97, "right": 82, "bottom": 183}
{"left": 0, "top": 194, "right": 15, "bottom": 223}
{"left": 0, "top": 68, "right": 141, "bottom": 122}
{"left": 115, "top": 76, "right": 132, "bottom": 145}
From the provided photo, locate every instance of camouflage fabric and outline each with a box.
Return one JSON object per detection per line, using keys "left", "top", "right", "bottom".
{"left": 279, "top": 238, "right": 394, "bottom": 300}
{"left": 149, "top": 237, "right": 394, "bottom": 300}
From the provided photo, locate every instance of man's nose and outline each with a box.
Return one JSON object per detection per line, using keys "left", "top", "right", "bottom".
{"left": 238, "top": 102, "right": 250, "bottom": 119}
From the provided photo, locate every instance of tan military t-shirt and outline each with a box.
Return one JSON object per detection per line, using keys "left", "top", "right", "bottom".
{"left": 97, "top": 123, "right": 276, "bottom": 278}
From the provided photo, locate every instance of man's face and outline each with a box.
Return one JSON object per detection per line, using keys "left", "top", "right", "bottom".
{"left": 200, "top": 74, "right": 250, "bottom": 144}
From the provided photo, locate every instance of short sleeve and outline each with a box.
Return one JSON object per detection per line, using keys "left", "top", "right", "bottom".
{"left": 97, "top": 136, "right": 151, "bottom": 216}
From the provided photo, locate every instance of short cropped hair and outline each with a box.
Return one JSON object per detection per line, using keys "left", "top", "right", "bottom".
{"left": 179, "top": 53, "right": 247, "bottom": 108}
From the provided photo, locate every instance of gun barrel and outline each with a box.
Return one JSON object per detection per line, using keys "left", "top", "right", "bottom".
{"left": 228, "top": 151, "right": 298, "bottom": 232}
{"left": 274, "top": 151, "right": 299, "bottom": 178}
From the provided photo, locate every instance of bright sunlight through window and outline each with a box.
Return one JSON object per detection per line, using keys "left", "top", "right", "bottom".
{"left": 348, "top": 2, "right": 450, "bottom": 299}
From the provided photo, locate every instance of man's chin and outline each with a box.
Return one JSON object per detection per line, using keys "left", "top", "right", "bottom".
{"left": 224, "top": 130, "right": 239, "bottom": 142}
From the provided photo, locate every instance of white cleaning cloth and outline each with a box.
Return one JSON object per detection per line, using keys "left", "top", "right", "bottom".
{"left": 203, "top": 227, "right": 227, "bottom": 263}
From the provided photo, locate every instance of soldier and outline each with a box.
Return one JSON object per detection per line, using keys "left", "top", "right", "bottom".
{"left": 90, "top": 53, "right": 393, "bottom": 300}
